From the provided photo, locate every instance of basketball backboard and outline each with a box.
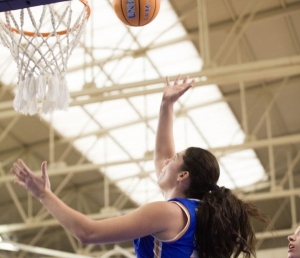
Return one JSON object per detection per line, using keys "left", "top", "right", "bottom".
{"left": 0, "top": 0, "right": 69, "bottom": 12}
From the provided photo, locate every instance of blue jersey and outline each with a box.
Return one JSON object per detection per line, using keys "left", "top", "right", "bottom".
{"left": 133, "top": 198, "right": 201, "bottom": 258}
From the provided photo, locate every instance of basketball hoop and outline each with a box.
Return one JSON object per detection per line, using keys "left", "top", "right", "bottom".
{"left": 0, "top": 0, "right": 91, "bottom": 115}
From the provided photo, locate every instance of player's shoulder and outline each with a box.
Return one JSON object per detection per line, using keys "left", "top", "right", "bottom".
{"left": 139, "top": 201, "right": 185, "bottom": 217}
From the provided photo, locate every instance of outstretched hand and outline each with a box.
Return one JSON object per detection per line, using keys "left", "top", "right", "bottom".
{"left": 163, "top": 74, "right": 194, "bottom": 103}
{"left": 11, "top": 159, "right": 51, "bottom": 201}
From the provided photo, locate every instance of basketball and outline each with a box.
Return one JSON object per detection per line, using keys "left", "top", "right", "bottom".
{"left": 113, "top": 0, "right": 160, "bottom": 27}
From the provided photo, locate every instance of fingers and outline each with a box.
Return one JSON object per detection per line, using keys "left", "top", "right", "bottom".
{"left": 14, "top": 179, "right": 27, "bottom": 189}
{"left": 174, "top": 74, "right": 181, "bottom": 85}
{"left": 11, "top": 159, "right": 35, "bottom": 189}
{"left": 189, "top": 79, "right": 195, "bottom": 87}
{"left": 166, "top": 74, "right": 193, "bottom": 87}
{"left": 41, "top": 161, "right": 48, "bottom": 180}
{"left": 18, "top": 159, "right": 31, "bottom": 175}
{"left": 42, "top": 161, "right": 51, "bottom": 189}
{"left": 183, "top": 75, "right": 189, "bottom": 84}
{"left": 166, "top": 76, "right": 170, "bottom": 85}
{"left": 11, "top": 162, "right": 28, "bottom": 181}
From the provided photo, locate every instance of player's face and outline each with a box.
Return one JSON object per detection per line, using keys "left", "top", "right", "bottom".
{"left": 288, "top": 226, "right": 300, "bottom": 258}
{"left": 157, "top": 150, "right": 186, "bottom": 190}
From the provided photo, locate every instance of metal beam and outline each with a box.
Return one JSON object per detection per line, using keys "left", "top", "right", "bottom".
{"left": 1, "top": 186, "right": 299, "bottom": 234}
{"left": 0, "top": 158, "right": 149, "bottom": 184}
{"left": 67, "top": 63, "right": 300, "bottom": 105}
{"left": 64, "top": 2, "right": 300, "bottom": 73}
{"left": 69, "top": 54, "right": 300, "bottom": 98}
{"left": 212, "top": 133, "right": 300, "bottom": 156}
{"left": 0, "top": 241, "right": 92, "bottom": 258}
{"left": 197, "top": 0, "right": 210, "bottom": 67}
{"left": 256, "top": 228, "right": 295, "bottom": 240}
{"left": 0, "top": 208, "right": 136, "bottom": 234}
{"left": 244, "top": 188, "right": 300, "bottom": 201}
{"left": 1, "top": 133, "right": 300, "bottom": 184}
{"left": 212, "top": 0, "right": 260, "bottom": 63}
{"left": 101, "top": 246, "right": 135, "bottom": 258}
{"left": 0, "top": 77, "right": 287, "bottom": 160}
{"left": 16, "top": 75, "right": 300, "bottom": 151}
{"left": 0, "top": 55, "right": 299, "bottom": 114}
{"left": 209, "top": 1, "right": 300, "bottom": 33}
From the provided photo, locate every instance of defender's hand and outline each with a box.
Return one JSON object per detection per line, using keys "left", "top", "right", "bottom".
{"left": 11, "top": 159, "right": 51, "bottom": 201}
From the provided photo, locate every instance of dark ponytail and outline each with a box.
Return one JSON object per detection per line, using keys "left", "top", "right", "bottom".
{"left": 181, "top": 147, "right": 269, "bottom": 258}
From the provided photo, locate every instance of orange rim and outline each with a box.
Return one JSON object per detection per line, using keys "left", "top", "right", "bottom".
{"left": 3, "top": 0, "right": 90, "bottom": 37}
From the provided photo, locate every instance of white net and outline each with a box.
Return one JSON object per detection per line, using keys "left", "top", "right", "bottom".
{"left": 0, "top": 0, "right": 89, "bottom": 115}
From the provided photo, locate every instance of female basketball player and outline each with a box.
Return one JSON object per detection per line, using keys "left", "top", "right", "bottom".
{"left": 11, "top": 75, "right": 268, "bottom": 258}
{"left": 288, "top": 226, "right": 300, "bottom": 258}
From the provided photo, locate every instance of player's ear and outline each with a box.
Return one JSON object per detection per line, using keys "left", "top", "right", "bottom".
{"left": 177, "top": 171, "right": 189, "bottom": 181}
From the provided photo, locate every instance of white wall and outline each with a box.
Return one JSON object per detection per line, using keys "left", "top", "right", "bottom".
{"left": 256, "top": 247, "right": 287, "bottom": 258}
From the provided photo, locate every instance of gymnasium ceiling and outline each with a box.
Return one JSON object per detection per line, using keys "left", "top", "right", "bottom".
{"left": 0, "top": 0, "right": 300, "bottom": 257}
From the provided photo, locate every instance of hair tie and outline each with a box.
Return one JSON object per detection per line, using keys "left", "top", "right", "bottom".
{"left": 211, "top": 184, "right": 219, "bottom": 191}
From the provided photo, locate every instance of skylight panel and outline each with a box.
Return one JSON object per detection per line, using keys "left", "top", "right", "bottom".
{"left": 144, "top": 124, "right": 157, "bottom": 151}
{"left": 181, "top": 84, "right": 223, "bottom": 106}
{"left": 147, "top": 117, "right": 159, "bottom": 131}
{"left": 188, "top": 102, "right": 245, "bottom": 148}
{"left": 85, "top": 136, "right": 132, "bottom": 164}
{"left": 147, "top": 41, "right": 202, "bottom": 76}
{"left": 93, "top": 68, "right": 111, "bottom": 87}
{"left": 84, "top": 99, "right": 140, "bottom": 128}
{"left": 102, "top": 56, "right": 159, "bottom": 84}
{"left": 173, "top": 116, "right": 209, "bottom": 151}
{"left": 0, "top": 55, "right": 16, "bottom": 85}
{"left": 102, "top": 56, "right": 135, "bottom": 81}
{"left": 129, "top": 93, "right": 162, "bottom": 117}
{"left": 218, "top": 165, "right": 236, "bottom": 189}
{"left": 66, "top": 67, "right": 87, "bottom": 92}
{"left": 85, "top": 0, "right": 132, "bottom": 48}
{"left": 148, "top": 193, "right": 164, "bottom": 202}
{"left": 141, "top": 161, "right": 156, "bottom": 172}
{"left": 68, "top": 68, "right": 111, "bottom": 90}
{"left": 220, "top": 150, "right": 265, "bottom": 187}
{"left": 115, "top": 177, "right": 141, "bottom": 198}
{"left": 151, "top": 22, "right": 188, "bottom": 45}
{"left": 122, "top": 178, "right": 160, "bottom": 204}
{"left": 103, "top": 164, "right": 161, "bottom": 206}
{"left": 42, "top": 106, "right": 99, "bottom": 138}
{"left": 105, "top": 163, "right": 143, "bottom": 181}
{"left": 78, "top": 137, "right": 105, "bottom": 164}
{"left": 149, "top": 171, "right": 158, "bottom": 181}
{"left": 73, "top": 135, "right": 98, "bottom": 155}
{"left": 92, "top": 0, "right": 124, "bottom": 28}
{"left": 117, "top": 57, "right": 161, "bottom": 84}
{"left": 89, "top": 47, "right": 123, "bottom": 61}
{"left": 109, "top": 123, "right": 147, "bottom": 159}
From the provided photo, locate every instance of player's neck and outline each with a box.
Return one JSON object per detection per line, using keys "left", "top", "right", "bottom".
{"left": 163, "top": 189, "right": 186, "bottom": 201}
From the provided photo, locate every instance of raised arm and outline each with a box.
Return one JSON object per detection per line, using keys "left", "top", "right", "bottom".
{"left": 154, "top": 75, "right": 194, "bottom": 177}
{"left": 11, "top": 159, "right": 184, "bottom": 244}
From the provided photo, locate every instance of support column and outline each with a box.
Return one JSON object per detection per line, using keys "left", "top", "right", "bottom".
{"left": 197, "top": 0, "right": 210, "bottom": 67}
